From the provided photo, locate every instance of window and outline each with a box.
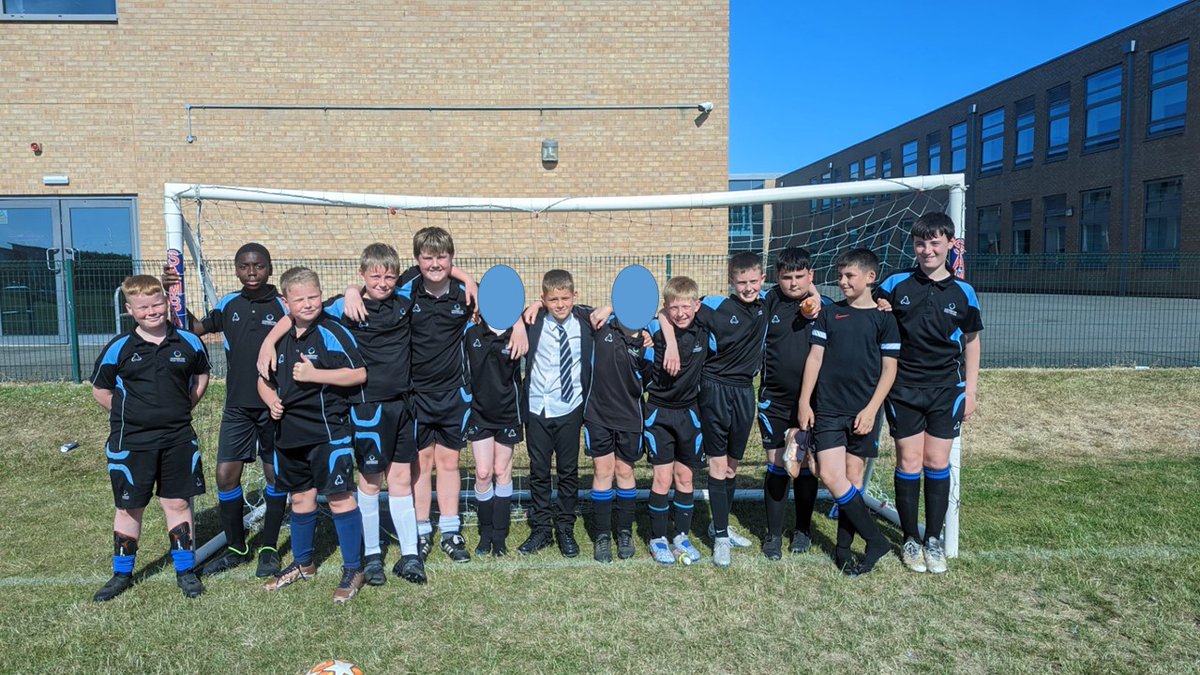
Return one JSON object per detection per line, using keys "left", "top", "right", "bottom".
{"left": 821, "top": 171, "right": 832, "bottom": 212}
{"left": 1012, "top": 200, "right": 1032, "bottom": 255}
{"left": 1043, "top": 195, "right": 1067, "bottom": 255}
{"left": 1046, "top": 83, "right": 1070, "bottom": 161}
{"left": 979, "top": 107, "right": 1004, "bottom": 174}
{"left": 1149, "top": 41, "right": 1188, "bottom": 136}
{"left": 950, "top": 122, "right": 967, "bottom": 172}
{"left": 1014, "top": 97, "right": 1035, "bottom": 168}
{"left": 2, "top": 0, "right": 115, "bottom": 18}
{"left": 927, "top": 131, "right": 942, "bottom": 174}
{"left": 809, "top": 177, "right": 819, "bottom": 214}
{"left": 902, "top": 140, "right": 918, "bottom": 177}
{"left": 977, "top": 205, "right": 1001, "bottom": 254}
{"left": 1144, "top": 178, "right": 1182, "bottom": 251}
{"left": 880, "top": 150, "right": 893, "bottom": 178}
{"left": 1079, "top": 188, "right": 1110, "bottom": 254}
{"left": 728, "top": 204, "right": 764, "bottom": 254}
{"left": 862, "top": 156, "right": 876, "bottom": 205}
{"left": 1085, "top": 65, "right": 1122, "bottom": 151}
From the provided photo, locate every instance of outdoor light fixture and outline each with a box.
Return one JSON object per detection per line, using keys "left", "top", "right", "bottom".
{"left": 43, "top": 175, "right": 69, "bottom": 186}
{"left": 541, "top": 139, "right": 559, "bottom": 164}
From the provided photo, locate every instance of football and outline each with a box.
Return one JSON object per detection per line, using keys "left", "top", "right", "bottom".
{"left": 307, "top": 660, "right": 364, "bottom": 675}
{"left": 800, "top": 294, "right": 821, "bottom": 319}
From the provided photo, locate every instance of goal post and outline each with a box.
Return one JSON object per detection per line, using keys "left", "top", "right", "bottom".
{"left": 164, "top": 174, "right": 969, "bottom": 558}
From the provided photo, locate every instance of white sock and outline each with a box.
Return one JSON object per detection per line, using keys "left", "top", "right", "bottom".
{"left": 359, "top": 490, "right": 381, "bottom": 556}
{"left": 476, "top": 485, "right": 494, "bottom": 502}
{"left": 417, "top": 519, "right": 433, "bottom": 537}
{"left": 496, "top": 482, "right": 514, "bottom": 498}
{"left": 438, "top": 514, "right": 461, "bottom": 536}
{"left": 390, "top": 494, "right": 418, "bottom": 556}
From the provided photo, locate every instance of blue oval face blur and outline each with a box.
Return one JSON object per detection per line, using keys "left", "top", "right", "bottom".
{"left": 478, "top": 264, "right": 525, "bottom": 330}
{"left": 611, "top": 264, "right": 659, "bottom": 329}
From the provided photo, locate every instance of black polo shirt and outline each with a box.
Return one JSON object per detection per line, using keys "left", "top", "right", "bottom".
{"left": 583, "top": 318, "right": 648, "bottom": 432}
{"left": 465, "top": 321, "right": 522, "bottom": 428}
{"left": 643, "top": 317, "right": 707, "bottom": 408}
{"left": 266, "top": 314, "right": 365, "bottom": 450}
{"left": 202, "top": 285, "right": 287, "bottom": 409}
{"left": 91, "top": 325, "right": 210, "bottom": 451}
{"left": 876, "top": 268, "right": 984, "bottom": 387}
{"left": 759, "top": 288, "right": 831, "bottom": 405}
{"left": 694, "top": 292, "right": 768, "bottom": 387}
{"left": 325, "top": 291, "right": 414, "bottom": 403}
{"left": 810, "top": 301, "right": 901, "bottom": 416}
{"left": 409, "top": 277, "right": 474, "bottom": 393}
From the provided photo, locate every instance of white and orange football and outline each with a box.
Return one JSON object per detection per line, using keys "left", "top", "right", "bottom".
{"left": 307, "top": 660, "right": 364, "bottom": 675}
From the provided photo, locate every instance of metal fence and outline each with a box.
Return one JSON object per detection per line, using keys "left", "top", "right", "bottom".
{"left": 1, "top": 252, "right": 1197, "bottom": 382}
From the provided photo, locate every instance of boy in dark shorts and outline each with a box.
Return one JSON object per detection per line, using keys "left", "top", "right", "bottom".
{"left": 164, "top": 242, "right": 289, "bottom": 579}
{"left": 464, "top": 318, "right": 523, "bottom": 557}
{"left": 584, "top": 315, "right": 648, "bottom": 563}
{"left": 641, "top": 276, "right": 707, "bottom": 565}
{"left": 876, "top": 212, "right": 983, "bottom": 574}
{"left": 798, "top": 248, "right": 900, "bottom": 576}
{"left": 258, "top": 267, "right": 368, "bottom": 604}
{"left": 757, "top": 247, "right": 828, "bottom": 560}
{"left": 91, "top": 275, "right": 210, "bottom": 602}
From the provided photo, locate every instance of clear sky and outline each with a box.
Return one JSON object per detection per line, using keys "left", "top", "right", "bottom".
{"left": 729, "top": 0, "right": 1189, "bottom": 175}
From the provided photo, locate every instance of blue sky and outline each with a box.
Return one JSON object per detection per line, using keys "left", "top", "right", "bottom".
{"left": 729, "top": 0, "right": 1188, "bottom": 175}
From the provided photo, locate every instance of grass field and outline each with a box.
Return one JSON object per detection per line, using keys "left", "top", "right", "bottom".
{"left": 2, "top": 369, "right": 1199, "bottom": 673}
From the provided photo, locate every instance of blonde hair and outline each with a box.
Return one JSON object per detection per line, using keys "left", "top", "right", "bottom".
{"left": 412, "top": 227, "right": 455, "bottom": 258}
{"left": 279, "top": 266, "right": 321, "bottom": 296}
{"left": 663, "top": 276, "right": 699, "bottom": 304}
{"left": 122, "top": 275, "right": 165, "bottom": 298}
{"left": 541, "top": 269, "right": 575, "bottom": 295}
{"left": 360, "top": 242, "right": 402, "bottom": 274}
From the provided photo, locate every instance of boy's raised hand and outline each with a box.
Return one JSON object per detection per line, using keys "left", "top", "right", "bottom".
{"left": 521, "top": 300, "right": 542, "bottom": 325}
{"left": 342, "top": 286, "right": 367, "bottom": 322}
{"left": 160, "top": 263, "right": 182, "bottom": 288}
{"left": 876, "top": 298, "right": 893, "bottom": 312}
{"left": 292, "top": 354, "right": 317, "bottom": 382}
{"left": 507, "top": 321, "right": 528, "bottom": 360}
{"left": 589, "top": 306, "right": 613, "bottom": 330}
{"left": 462, "top": 277, "right": 479, "bottom": 308}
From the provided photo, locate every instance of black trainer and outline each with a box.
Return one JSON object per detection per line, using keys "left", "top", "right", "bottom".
{"left": 93, "top": 573, "right": 134, "bottom": 602}
{"left": 417, "top": 534, "right": 433, "bottom": 563}
{"left": 176, "top": 570, "right": 204, "bottom": 598}
{"left": 492, "top": 536, "right": 508, "bottom": 557}
{"left": 616, "top": 530, "right": 635, "bottom": 560}
{"left": 392, "top": 554, "right": 427, "bottom": 585}
{"left": 441, "top": 533, "right": 471, "bottom": 563}
{"left": 593, "top": 532, "right": 613, "bottom": 563}
{"left": 200, "top": 548, "right": 252, "bottom": 577}
{"left": 761, "top": 534, "right": 783, "bottom": 561}
{"left": 518, "top": 528, "right": 554, "bottom": 555}
{"left": 556, "top": 527, "right": 580, "bottom": 558}
{"left": 475, "top": 530, "right": 493, "bottom": 557}
{"left": 362, "top": 553, "right": 387, "bottom": 586}
{"left": 789, "top": 530, "right": 812, "bottom": 554}
{"left": 255, "top": 548, "right": 282, "bottom": 578}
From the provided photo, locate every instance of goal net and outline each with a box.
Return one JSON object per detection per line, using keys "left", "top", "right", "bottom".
{"left": 164, "top": 175, "right": 969, "bottom": 559}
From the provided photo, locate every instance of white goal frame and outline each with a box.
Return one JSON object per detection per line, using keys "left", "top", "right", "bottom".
{"left": 165, "top": 174, "right": 968, "bottom": 557}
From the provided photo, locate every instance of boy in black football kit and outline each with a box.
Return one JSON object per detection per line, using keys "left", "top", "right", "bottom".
{"left": 659, "top": 252, "right": 768, "bottom": 568}
{"left": 584, "top": 315, "right": 649, "bottom": 563}
{"left": 876, "top": 212, "right": 983, "bottom": 574}
{"left": 164, "top": 242, "right": 289, "bottom": 579}
{"left": 798, "top": 248, "right": 900, "bottom": 576}
{"left": 258, "top": 267, "right": 368, "bottom": 605}
{"left": 640, "top": 276, "right": 707, "bottom": 565}
{"left": 757, "top": 248, "right": 828, "bottom": 560}
{"left": 91, "top": 275, "right": 210, "bottom": 602}
{"left": 464, "top": 318, "right": 523, "bottom": 557}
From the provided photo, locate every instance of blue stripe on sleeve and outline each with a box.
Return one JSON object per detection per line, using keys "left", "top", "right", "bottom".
{"left": 954, "top": 280, "right": 980, "bottom": 309}
{"left": 216, "top": 292, "right": 239, "bottom": 311}
{"left": 879, "top": 272, "right": 913, "bottom": 294}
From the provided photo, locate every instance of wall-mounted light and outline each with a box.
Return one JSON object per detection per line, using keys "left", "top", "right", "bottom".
{"left": 1065, "top": 207, "right": 1074, "bottom": 217}
{"left": 541, "top": 139, "right": 559, "bottom": 165}
{"left": 43, "top": 175, "right": 69, "bottom": 186}
{"left": 31, "top": 142, "right": 43, "bottom": 156}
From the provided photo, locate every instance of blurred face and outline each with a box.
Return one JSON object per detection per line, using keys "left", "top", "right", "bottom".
{"left": 776, "top": 267, "right": 813, "bottom": 300}
{"left": 126, "top": 292, "right": 168, "bottom": 332}
{"left": 665, "top": 298, "right": 699, "bottom": 330}
{"left": 360, "top": 265, "right": 400, "bottom": 301}
{"left": 235, "top": 252, "right": 271, "bottom": 291}
{"left": 542, "top": 287, "right": 576, "bottom": 322}
{"left": 283, "top": 282, "right": 323, "bottom": 326}
{"left": 837, "top": 264, "right": 876, "bottom": 301}
{"left": 417, "top": 249, "right": 452, "bottom": 285}
{"left": 913, "top": 233, "right": 950, "bottom": 273}
{"left": 730, "top": 267, "right": 765, "bottom": 303}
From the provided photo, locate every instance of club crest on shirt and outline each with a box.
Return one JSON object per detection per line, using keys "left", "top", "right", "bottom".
{"left": 232, "top": 312, "right": 241, "bottom": 322}
{"left": 170, "top": 349, "right": 187, "bottom": 364}
{"left": 900, "top": 296, "right": 911, "bottom": 305}
{"left": 692, "top": 343, "right": 703, "bottom": 353}
{"left": 730, "top": 315, "right": 739, "bottom": 325}
{"left": 473, "top": 339, "right": 482, "bottom": 348}
{"left": 451, "top": 303, "right": 465, "bottom": 316}
{"left": 412, "top": 304, "right": 422, "bottom": 313}
{"left": 943, "top": 302, "right": 959, "bottom": 317}
{"left": 130, "top": 353, "right": 142, "bottom": 362}
{"left": 263, "top": 313, "right": 277, "bottom": 326}
{"left": 605, "top": 333, "right": 614, "bottom": 343}
{"left": 771, "top": 314, "right": 780, "bottom": 324}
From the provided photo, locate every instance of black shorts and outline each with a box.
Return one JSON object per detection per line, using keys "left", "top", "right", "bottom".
{"left": 756, "top": 396, "right": 799, "bottom": 450}
{"left": 698, "top": 378, "right": 755, "bottom": 461}
{"left": 584, "top": 423, "right": 642, "bottom": 463}
{"left": 886, "top": 384, "right": 965, "bottom": 440}
{"left": 107, "top": 438, "right": 206, "bottom": 509}
{"left": 466, "top": 415, "right": 524, "bottom": 445}
{"left": 217, "top": 406, "right": 275, "bottom": 464}
{"left": 642, "top": 402, "right": 704, "bottom": 469}
{"left": 413, "top": 387, "right": 470, "bottom": 451}
{"left": 273, "top": 438, "right": 355, "bottom": 496}
{"left": 352, "top": 398, "right": 417, "bottom": 473}
{"left": 813, "top": 412, "right": 882, "bottom": 459}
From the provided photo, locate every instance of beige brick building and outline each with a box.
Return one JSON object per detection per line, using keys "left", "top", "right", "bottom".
{"left": 2, "top": 0, "right": 729, "bottom": 292}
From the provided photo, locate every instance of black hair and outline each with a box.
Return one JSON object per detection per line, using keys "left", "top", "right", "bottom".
{"left": 835, "top": 247, "right": 879, "bottom": 277}
{"left": 774, "top": 247, "right": 813, "bottom": 274}
{"left": 911, "top": 212, "right": 956, "bottom": 241}
{"left": 235, "top": 242, "right": 272, "bottom": 264}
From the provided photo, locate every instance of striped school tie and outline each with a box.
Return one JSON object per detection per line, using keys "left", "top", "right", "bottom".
{"left": 557, "top": 323, "right": 573, "bottom": 401}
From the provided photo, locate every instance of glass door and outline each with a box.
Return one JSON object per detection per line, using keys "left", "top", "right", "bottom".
{"left": 0, "top": 201, "right": 66, "bottom": 340}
